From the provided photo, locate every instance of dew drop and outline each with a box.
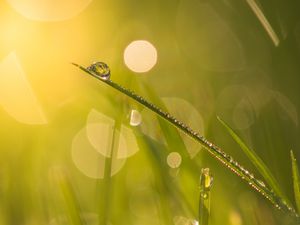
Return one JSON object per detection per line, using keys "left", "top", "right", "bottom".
{"left": 257, "top": 180, "right": 266, "bottom": 187}
{"left": 200, "top": 168, "right": 214, "bottom": 190}
{"left": 202, "top": 193, "right": 208, "bottom": 199}
{"left": 86, "top": 62, "right": 110, "bottom": 80}
{"left": 129, "top": 109, "right": 142, "bottom": 126}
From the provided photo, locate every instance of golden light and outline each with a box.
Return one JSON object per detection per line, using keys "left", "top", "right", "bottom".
{"left": 86, "top": 110, "right": 115, "bottom": 157}
{"left": 6, "top": 0, "right": 93, "bottom": 21}
{"left": 71, "top": 126, "right": 126, "bottom": 179}
{"left": 71, "top": 108, "right": 142, "bottom": 179}
{"left": 0, "top": 52, "right": 47, "bottom": 124}
{"left": 86, "top": 109, "right": 140, "bottom": 158}
{"left": 124, "top": 40, "right": 157, "bottom": 73}
{"left": 229, "top": 210, "right": 242, "bottom": 225}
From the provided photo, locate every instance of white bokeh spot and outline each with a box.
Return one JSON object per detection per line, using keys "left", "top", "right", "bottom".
{"left": 124, "top": 40, "right": 157, "bottom": 73}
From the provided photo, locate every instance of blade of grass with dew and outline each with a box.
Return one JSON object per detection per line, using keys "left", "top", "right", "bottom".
{"left": 245, "top": 0, "right": 280, "bottom": 46}
{"left": 199, "top": 168, "right": 213, "bottom": 225}
{"left": 217, "top": 116, "right": 288, "bottom": 203}
{"left": 141, "top": 81, "right": 203, "bottom": 177}
{"left": 72, "top": 62, "right": 299, "bottom": 219}
{"left": 140, "top": 82, "right": 190, "bottom": 159}
{"left": 291, "top": 150, "right": 300, "bottom": 214}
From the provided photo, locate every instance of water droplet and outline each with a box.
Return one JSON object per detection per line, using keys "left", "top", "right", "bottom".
{"left": 86, "top": 62, "right": 110, "bottom": 80}
{"left": 200, "top": 168, "right": 214, "bottom": 190}
{"left": 129, "top": 109, "right": 142, "bottom": 126}
{"left": 202, "top": 193, "right": 208, "bottom": 199}
{"left": 256, "top": 179, "right": 265, "bottom": 187}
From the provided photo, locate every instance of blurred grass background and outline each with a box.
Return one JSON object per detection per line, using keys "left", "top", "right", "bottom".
{"left": 0, "top": 0, "right": 300, "bottom": 224}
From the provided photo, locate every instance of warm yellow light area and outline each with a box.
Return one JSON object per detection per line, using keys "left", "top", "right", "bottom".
{"left": 86, "top": 109, "right": 140, "bottom": 158}
{"left": 6, "top": 0, "right": 93, "bottom": 21}
{"left": 0, "top": 52, "right": 47, "bottom": 124}
{"left": 124, "top": 40, "right": 157, "bottom": 73}
{"left": 71, "top": 127, "right": 126, "bottom": 179}
{"left": 173, "top": 216, "right": 198, "bottom": 225}
{"left": 86, "top": 110, "right": 115, "bottom": 157}
{"left": 71, "top": 109, "right": 141, "bottom": 179}
{"left": 229, "top": 210, "right": 242, "bottom": 225}
{"left": 117, "top": 125, "right": 140, "bottom": 158}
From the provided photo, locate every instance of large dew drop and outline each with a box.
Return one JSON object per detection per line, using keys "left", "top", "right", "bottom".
{"left": 86, "top": 62, "right": 110, "bottom": 80}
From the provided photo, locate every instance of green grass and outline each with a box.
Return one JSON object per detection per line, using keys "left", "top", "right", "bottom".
{"left": 69, "top": 62, "right": 300, "bottom": 224}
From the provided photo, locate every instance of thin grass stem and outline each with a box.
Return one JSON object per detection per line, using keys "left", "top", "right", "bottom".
{"left": 98, "top": 116, "right": 122, "bottom": 225}
{"left": 199, "top": 168, "right": 213, "bottom": 225}
{"left": 245, "top": 0, "right": 280, "bottom": 46}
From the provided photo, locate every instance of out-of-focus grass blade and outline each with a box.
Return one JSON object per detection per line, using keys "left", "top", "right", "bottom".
{"left": 217, "top": 116, "right": 287, "bottom": 202}
{"left": 98, "top": 119, "right": 121, "bottom": 225}
{"left": 245, "top": 0, "right": 280, "bottom": 46}
{"left": 141, "top": 83, "right": 189, "bottom": 158}
{"left": 136, "top": 133, "right": 197, "bottom": 222}
{"left": 291, "top": 150, "right": 300, "bottom": 213}
{"left": 50, "top": 167, "right": 86, "bottom": 225}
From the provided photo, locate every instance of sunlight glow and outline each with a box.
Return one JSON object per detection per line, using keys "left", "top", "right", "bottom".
{"left": 72, "top": 109, "right": 141, "bottom": 178}
{"left": 6, "top": 0, "right": 93, "bottom": 21}
{"left": 0, "top": 52, "right": 47, "bottom": 124}
{"left": 124, "top": 40, "right": 157, "bottom": 73}
{"left": 229, "top": 210, "right": 242, "bottom": 225}
{"left": 86, "top": 109, "right": 140, "bottom": 158}
{"left": 71, "top": 127, "right": 126, "bottom": 179}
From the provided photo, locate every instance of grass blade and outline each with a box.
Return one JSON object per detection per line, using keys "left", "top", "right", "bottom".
{"left": 50, "top": 167, "right": 86, "bottom": 225}
{"left": 217, "top": 116, "right": 287, "bottom": 203}
{"left": 97, "top": 118, "right": 121, "bottom": 225}
{"left": 199, "top": 168, "right": 213, "bottom": 225}
{"left": 291, "top": 150, "right": 300, "bottom": 214}
{"left": 73, "top": 62, "right": 298, "bottom": 219}
{"left": 245, "top": 0, "right": 280, "bottom": 46}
